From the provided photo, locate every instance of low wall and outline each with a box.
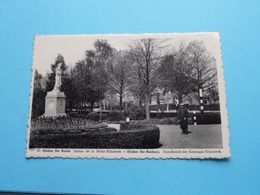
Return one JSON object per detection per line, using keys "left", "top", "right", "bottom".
{"left": 193, "top": 112, "right": 221, "bottom": 124}
{"left": 29, "top": 125, "right": 160, "bottom": 149}
{"left": 150, "top": 112, "right": 221, "bottom": 124}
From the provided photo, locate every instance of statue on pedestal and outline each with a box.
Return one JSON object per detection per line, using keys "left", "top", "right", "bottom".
{"left": 44, "top": 62, "right": 66, "bottom": 117}
{"left": 53, "top": 63, "right": 62, "bottom": 92}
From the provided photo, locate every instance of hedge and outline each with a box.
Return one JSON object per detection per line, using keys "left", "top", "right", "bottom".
{"left": 150, "top": 104, "right": 220, "bottom": 112}
{"left": 108, "top": 111, "right": 125, "bottom": 121}
{"left": 193, "top": 112, "right": 221, "bottom": 124}
{"left": 31, "top": 127, "right": 116, "bottom": 136}
{"left": 87, "top": 112, "right": 108, "bottom": 121}
{"left": 31, "top": 116, "right": 108, "bottom": 131}
{"left": 120, "top": 123, "right": 145, "bottom": 131}
{"left": 150, "top": 104, "right": 178, "bottom": 112}
{"left": 67, "top": 112, "right": 89, "bottom": 118}
{"left": 128, "top": 108, "right": 146, "bottom": 120}
{"left": 29, "top": 125, "right": 160, "bottom": 149}
{"left": 150, "top": 112, "right": 177, "bottom": 118}
{"left": 188, "top": 104, "right": 220, "bottom": 111}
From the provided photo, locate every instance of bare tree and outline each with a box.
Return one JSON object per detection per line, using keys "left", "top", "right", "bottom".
{"left": 206, "top": 75, "right": 219, "bottom": 103}
{"left": 129, "top": 38, "right": 167, "bottom": 120}
{"left": 107, "top": 51, "right": 132, "bottom": 111}
{"left": 188, "top": 41, "right": 217, "bottom": 97}
{"left": 128, "top": 62, "right": 145, "bottom": 107}
{"left": 158, "top": 42, "right": 195, "bottom": 104}
{"left": 159, "top": 41, "right": 218, "bottom": 106}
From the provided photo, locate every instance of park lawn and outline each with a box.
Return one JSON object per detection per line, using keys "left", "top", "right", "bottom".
{"left": 158, "top": 124, "right": 223, "bottom": 149}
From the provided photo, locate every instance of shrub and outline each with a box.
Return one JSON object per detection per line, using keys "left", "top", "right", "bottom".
{"left": 156, "top": 111, "right": 164, "bottom": 119}
{"left": 108, "top": 111, "right": 125, "bottom": 121}
{"left": 31, "top": 126, "right": 116, "bottom": 136}
{"left": 29, "top": 124, "right": 160, "bottom": 149}
{"left": 120, "top": 123, "right": 145, "bottom": 131}
{"left": 68, "top": 112, "right": 88, "bottom": 118}
{"left": 31, "top": 116, "right": 108, "bottom": 131}
{"left": 87, "top": 112, "right": 108, "bottom": 121}
{"left": 169, "top": 104, "right": 177, "bottom": 110}
{"left": 130, "top": 108, "right": 146, "bottom": 120}
{"left": 130, "top": 118, "right": 178, "bottom": 125}
{"left": 150, "top": 112, "right": 177, "bottom": 118}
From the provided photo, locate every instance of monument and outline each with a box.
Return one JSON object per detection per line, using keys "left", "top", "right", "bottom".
{"left": 44, "top": 63, "right": 66, "bottom": 117}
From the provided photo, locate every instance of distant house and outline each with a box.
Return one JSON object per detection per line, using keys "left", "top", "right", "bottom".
{"left": 102, "top": 86, "right": 219, "bottom": 111}
{"left": 151, "top": 88, "right": 219, "bottom": 106}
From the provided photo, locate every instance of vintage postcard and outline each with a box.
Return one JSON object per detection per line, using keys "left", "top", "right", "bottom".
{"left": 26, "top": 32, "right": 230, "bottom": 158}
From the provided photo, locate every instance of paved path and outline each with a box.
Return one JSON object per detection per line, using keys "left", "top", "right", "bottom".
{"left": 107, "top": 123, "right": 223, "bottom": 149}
{"left": 157, "top": 124, "right": 223, "bottom": 149}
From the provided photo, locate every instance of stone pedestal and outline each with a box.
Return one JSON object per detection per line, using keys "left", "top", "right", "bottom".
{"left": 44, "top": 91, "right": 66, "bottom": 117}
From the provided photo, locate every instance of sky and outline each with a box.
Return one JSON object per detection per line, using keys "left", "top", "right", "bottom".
{"left": 32, "top": 32, "right": 222, "bottom": 76}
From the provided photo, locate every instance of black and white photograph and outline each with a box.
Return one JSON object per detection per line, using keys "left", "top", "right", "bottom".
{"left": 26, "top": 33, "right": 230, "bottom": 158}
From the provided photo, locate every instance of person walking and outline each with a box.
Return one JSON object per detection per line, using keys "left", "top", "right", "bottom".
{"left": 178, "top": 102, "right": 191, "bottom": 135}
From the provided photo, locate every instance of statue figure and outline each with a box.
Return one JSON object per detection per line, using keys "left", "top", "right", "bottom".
{"left": 44, "top": 62, "right": 66, "bottom": 117}
{"left": 53, "top": 63, "right": 62, "bottom": 92}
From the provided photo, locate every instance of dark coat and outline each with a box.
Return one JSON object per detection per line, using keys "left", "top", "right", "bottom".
{"left": 179, "top": 107, "right": 188, "bottom": 130}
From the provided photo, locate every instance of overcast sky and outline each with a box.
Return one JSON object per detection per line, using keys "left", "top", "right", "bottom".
{"left": 32, "top": 32, "right": 222, "bottom": 75}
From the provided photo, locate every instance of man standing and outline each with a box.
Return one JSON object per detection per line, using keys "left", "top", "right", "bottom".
{"left": 178, "top": 102, "right": 191, "bottom": 135}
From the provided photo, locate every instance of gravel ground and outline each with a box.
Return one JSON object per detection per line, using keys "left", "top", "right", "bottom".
{"left": 158, "top": 124, "right": 223, "bottom": 148}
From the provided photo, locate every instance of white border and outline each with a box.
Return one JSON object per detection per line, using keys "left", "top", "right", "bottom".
{"left": 26, "top": 32, "right": 230, "bottom": 159}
